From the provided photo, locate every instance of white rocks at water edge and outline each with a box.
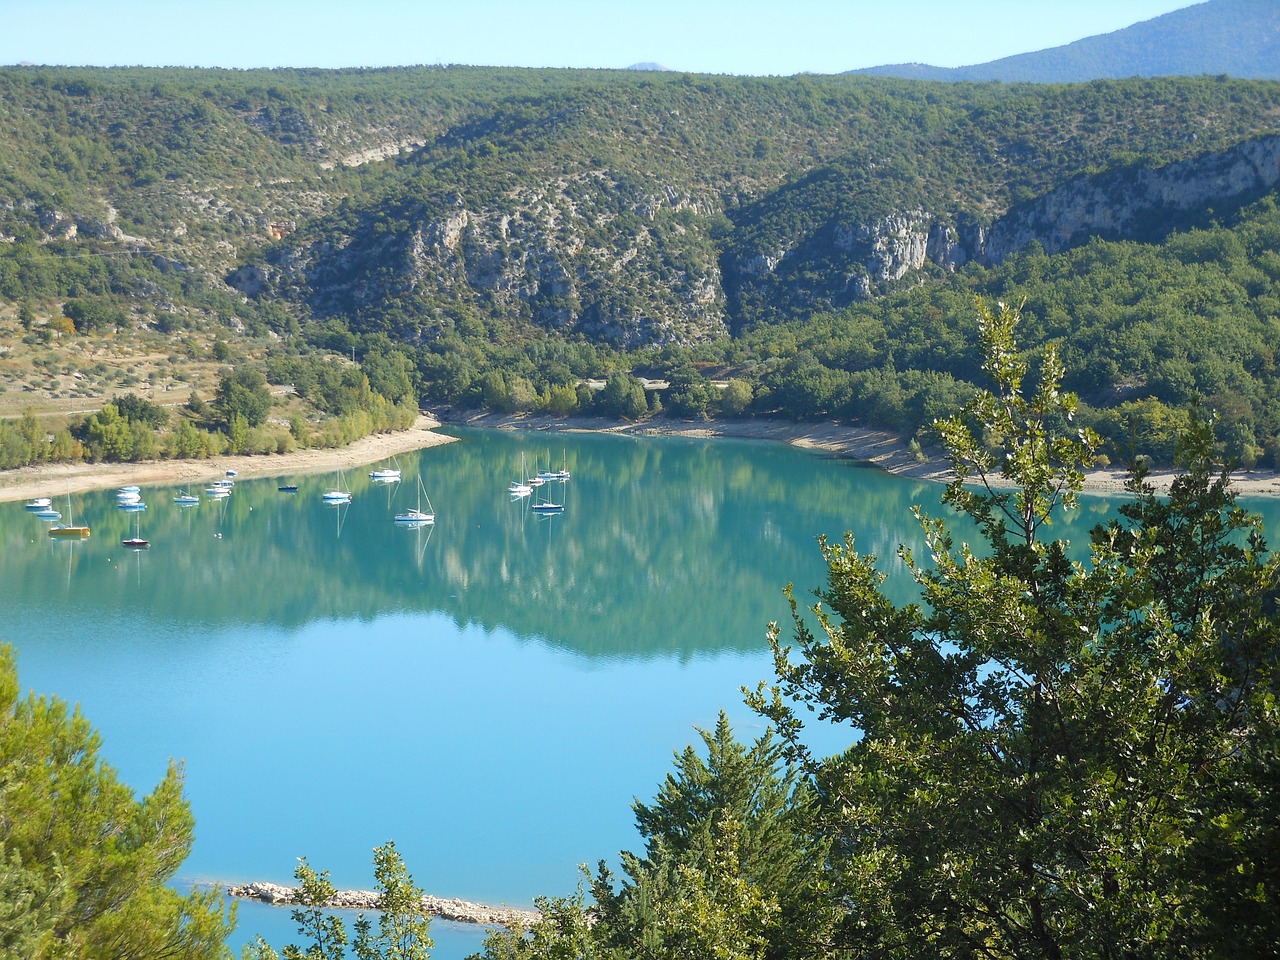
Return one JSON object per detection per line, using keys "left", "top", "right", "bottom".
{"left": 227, "top": 881, "right": 541, "bottom": 929}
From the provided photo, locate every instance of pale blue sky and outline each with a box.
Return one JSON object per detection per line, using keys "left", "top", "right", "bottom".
{"left": 3, "top": 0, "right": 1201, "bottom": 76}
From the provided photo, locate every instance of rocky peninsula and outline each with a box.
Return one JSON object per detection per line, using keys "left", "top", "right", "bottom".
{"left": 227, "top": 880, "right": 541, "bottom": 930}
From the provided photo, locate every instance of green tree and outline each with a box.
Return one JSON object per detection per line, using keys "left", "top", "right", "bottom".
{"left": 215, "top": 368, "right": 273, "bottom": 428}
{"left": 112, "top": 392, "right": 170, "bottom": 430}
{"left": 585, "top": 713, "right": 831, "bottom": 960}
{"left": 244, "top": 859, "right": 348, "bottom": 960}
{"left": 750, "top": 299, "right": 1280, "bottom": 959}
{"left": 473, "top": 887, "right": 597, "bottom": 960}
{"left": 76, "top": 403, "right": 136, "bottom": 461}
{"left": 62, "top": 297, "right": 127, "bottom": 334}
{"left": 595, "top": 373, "right": 647, "bottom": 420}
{"left": 0, "top": 644, "right": 235, "bottom": 959}
{"left": 718, "top": 379, "right": 753, "bottom": 417}
{"left": 353, "top": 842, "right": 433, "bottom": 960}
{"left": 249, "top": 844, "right": 431, "bottom": 960}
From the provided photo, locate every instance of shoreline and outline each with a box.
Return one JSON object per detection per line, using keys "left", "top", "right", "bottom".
{"left": 0, "top": 414, "right": 457, "bottom": 505}
{"left": 434, "top": 409, "right": 1280, "bottom": 500}
{"left": 225, "top": 881, "right": 540, "bottom": 930}
{"left": 4, "top": 409, "right": 1280, "bottom": 504}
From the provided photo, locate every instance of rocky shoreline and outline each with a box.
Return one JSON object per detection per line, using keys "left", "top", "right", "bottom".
{"left": 226, "top": 880, "right": 540, "bottom": 930}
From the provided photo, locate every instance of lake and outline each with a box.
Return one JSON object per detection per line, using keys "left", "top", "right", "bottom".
{"left": 4, "top": 427, "right": 1276, "bottom": 956}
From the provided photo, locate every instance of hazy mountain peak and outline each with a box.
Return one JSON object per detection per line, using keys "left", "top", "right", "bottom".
{"left": 850, "top": 0, "right": 1280, "bottom": 82}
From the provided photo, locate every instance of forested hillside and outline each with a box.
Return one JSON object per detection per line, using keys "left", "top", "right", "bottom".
{"left": 3, "top": 65, "right": 1280, "bottom": 467}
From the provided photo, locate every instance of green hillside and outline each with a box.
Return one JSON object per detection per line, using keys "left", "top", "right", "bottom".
{"left": 3, "top": 65, "right": 1280, "bottom": 467}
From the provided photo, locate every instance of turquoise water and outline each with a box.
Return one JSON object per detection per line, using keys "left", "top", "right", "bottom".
{"left": 4, "top": 428, "right": 1276, "bottom": 956}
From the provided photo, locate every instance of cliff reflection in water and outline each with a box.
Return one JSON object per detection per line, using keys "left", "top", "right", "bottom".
{"left": 0, "top": 427, "right": 1150, "bottom": 664}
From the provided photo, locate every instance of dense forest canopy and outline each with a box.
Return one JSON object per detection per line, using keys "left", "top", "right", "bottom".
{"left": 3, "top": 65, "right": 1280, "bottom": 466}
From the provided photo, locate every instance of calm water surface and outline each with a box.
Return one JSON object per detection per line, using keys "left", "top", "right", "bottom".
{"left": 4, "top": 428, "right": 1276, "bottom": 956}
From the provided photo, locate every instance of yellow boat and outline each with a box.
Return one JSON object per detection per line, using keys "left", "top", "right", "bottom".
{"left": 48, "top": 492, "right": 90, "bottom": 539}
{"left": 49, "top": 525, "right": 90, "bottom": 539}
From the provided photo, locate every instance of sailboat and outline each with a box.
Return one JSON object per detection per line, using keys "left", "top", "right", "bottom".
{"left": 394, "top": 475, "right": 435, "bottom": 526}
{"left": 122, "top": 511, "right": 149, "bottom": 549}
{"left": 49, "top": 492, "right": 90, "bottom": 539}
{"left": 369, "top": 457, "right": 402, "bottom": 482}
{"left": 322, "top": 468, "right": 352, "bottom": 503}
{"left": 174, "top": 488, "right": 200, "bottom": 506}
{"left": 535, "top": 450, "right": 571, "bottom": 482}
{"left": 508, "top": 453, "right": 533, "bottom": 498}
{"left": 531, "top": 491, "right": 565, "bottom": 515}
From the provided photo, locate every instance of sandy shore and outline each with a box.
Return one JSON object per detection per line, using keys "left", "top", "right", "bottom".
{"left": 0, "top": 414, "right": 457, "bottom": 504}
{"left": 5, "top": 409, "right": 1280, "bottom": 504}
{"left": 435, "top": 409, "right": 1280, "bottom": 500}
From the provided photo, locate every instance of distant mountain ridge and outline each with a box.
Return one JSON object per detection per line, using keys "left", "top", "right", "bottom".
{"left": 851, "top": 0, "right": 1280, "bottom": 82}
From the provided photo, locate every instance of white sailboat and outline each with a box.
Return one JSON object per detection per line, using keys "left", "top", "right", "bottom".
{"left": 395, "top": 475, "right": 435, "bottom": 526}
{"left": 369, "top": 457, "right": 402, "bottom": 482}
{"left": 322, "top": 468, "right": 352, "bottom": 503}
{"left": 508, "top": 453, "right": 533, "bottom": 498}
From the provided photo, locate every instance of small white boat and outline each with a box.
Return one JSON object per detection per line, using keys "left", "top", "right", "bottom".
{"left": 174, "top": 492, "right": 200, "bottom": 506}
{"left": 118, "top": 500, "right": 147, "bottom": 512}
{"left": 116, "top": 490, "right": 141, "bottom": 504}
{"left": 118, "top": 485, "right": 140, "bottom": 494}
{"left": 531, "top": 498, "right": 564, "bottom": 515}
{"left": 508, "top": 453, "right": 533, "bottom": 498}
{"left": 34, "top": 509, "right": 61, "bottom": 521}
{"left": 205, "top": 486, "right": 230, "bottom": 499}
{"left": 25, "top": 497, "right": 52, "bottom": 510}
{"left": 370, "top": 467, "right": 402, "bottom": 482}
{"left": 394, "top": 476, "right": 435, "bottom": 526}
{"left": 322, "top": 469, "right": 351, "bottom": 504}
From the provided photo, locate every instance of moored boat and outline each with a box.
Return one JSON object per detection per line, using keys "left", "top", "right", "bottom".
{"left": 394, "top": 475, "right": 435, "bottom": 526}
{"left": 322, "top": 468, "right": 351, "bottom": 503}
{"left": 25, "top": 497, "right": 52, "bottom": 510}
{"left": 49, "top": 492, "right": 90, "bottom": 539}
{"left": 49, "top": 525, "right": 91, "bottom": 539}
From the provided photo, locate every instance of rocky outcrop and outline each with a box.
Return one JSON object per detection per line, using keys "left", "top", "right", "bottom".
{"left": 742, "top": 133, "right": 1280, "bottom": 306}
{"left": 980, "top": 134, "right": 1280, "bottom": 263}
{"left": 232, "top": 131, "right": 1280, "bottom": 347}
{"left": 227, "top": 880, "right": 541, "bottom": 930}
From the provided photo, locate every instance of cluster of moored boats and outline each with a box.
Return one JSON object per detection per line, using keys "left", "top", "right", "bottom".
{"left": 508, "top": 453, "right": 571, "bottom": 515}
{"left": 21, "top": 453, "right": 574, "bottom": 547}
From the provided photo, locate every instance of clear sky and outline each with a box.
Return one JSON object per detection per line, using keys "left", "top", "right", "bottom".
{"left": 3, "top": 0, "right": 1202, "bottom": 76}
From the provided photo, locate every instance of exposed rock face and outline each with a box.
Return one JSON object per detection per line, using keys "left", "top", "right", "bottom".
{"left": 233, "top": 133, "right": 1280, "bottom": 347}
{"left": 981, "top": 133, "right": 1280, "bottom": 263}
{"left": 743, "top": 132, "right": 1280, "bottom": 307}
{"left": 227, "top": 881, "right": 541, "bottom": 930}
{"left": 260, "top": 171, "right": 727, "bottom": 347}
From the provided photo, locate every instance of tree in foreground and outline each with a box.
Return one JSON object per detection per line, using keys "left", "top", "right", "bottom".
{"left": 246, "top": 842, "right": 431, "bottom": 960}
{"left": 0, "top": 643, "right": 235, "bottom": 959}
{"left": 749, "top": 299, "right": 1280, "bottom": 958}
{"left": 475, "top": 712, "right": 832, "bottom": 960}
